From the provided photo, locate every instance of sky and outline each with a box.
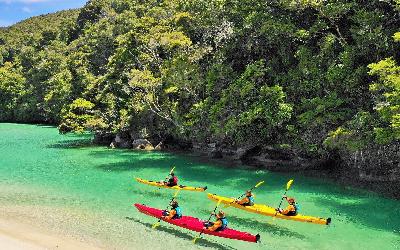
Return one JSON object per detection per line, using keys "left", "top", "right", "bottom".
{"left": 0, "top": 0, "right": 88, "bottom": 27}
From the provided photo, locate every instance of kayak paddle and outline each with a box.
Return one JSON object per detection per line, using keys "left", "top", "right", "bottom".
{"left": 158, "top": 166, "right": 175, "bottom": 189}
{"left": 192, "top": 199, "right": 222, "bottom": 243}
{"left": 274, "top": 179, "right": 294, "bottom": 217}
{"left": 164, "top": 166, "right": 175, "bottom": 182}
{"left": 223, "top": 180, "right": 264, "bottom": 208}
{"left": 152, "top": 189, "right": 180, "bottom": 229}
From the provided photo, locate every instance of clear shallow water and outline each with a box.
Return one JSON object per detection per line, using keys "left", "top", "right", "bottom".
{"left": 0, "top": 123, "right": 399, "bottom": 249}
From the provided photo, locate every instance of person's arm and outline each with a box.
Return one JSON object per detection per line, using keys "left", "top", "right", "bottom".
{"left": 280, "top": 205, "right": 294, "bottom": 215}
{"left": 207, "top": 220, "right": 222, "bottom": 231}
{"left": 237, "top": 197, "right": 249, "bottom": 205}
{"left": 165, "top": 209, "right": 176, "bottom": 220}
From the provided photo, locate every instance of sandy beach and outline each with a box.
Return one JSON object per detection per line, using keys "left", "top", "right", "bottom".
{"left": 0, "top": 218, "right": 101, "bottom": 250}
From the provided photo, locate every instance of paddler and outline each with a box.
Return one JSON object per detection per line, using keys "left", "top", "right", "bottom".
{"left": 203, "top": 211, "right": 228, "bottom": 231}
{"left": 276, "top": 196, "right": 298, "bottom": 216}
{"left": 162, "top": 200, "right": 182, "bottom": 220}
{"left": 164, "top": 172, "right": 178, "bottom": 187}
{"left": 236, "top": 190, "right": 255, "bottom": 206}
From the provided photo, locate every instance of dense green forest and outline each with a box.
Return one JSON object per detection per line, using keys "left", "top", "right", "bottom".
{"left": 0, "top": 0, "right": 399, "bottom": 178}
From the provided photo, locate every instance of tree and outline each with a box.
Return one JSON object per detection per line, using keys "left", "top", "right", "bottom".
{"left": 0, "top": 62, "right": 27, "bottom": 121}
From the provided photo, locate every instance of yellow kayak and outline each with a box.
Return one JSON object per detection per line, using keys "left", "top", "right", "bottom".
{"left": 135, "top": 178, "right": 207, "bottom": 192}
{"left": 207, "top": 193, "right": 331, "bottom": 225}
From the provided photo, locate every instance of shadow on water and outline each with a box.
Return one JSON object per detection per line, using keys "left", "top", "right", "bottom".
{"left": 228, "top": 216, "right": 306, "bottom": 240}
{"left": 125, "top": 217, "right": 236, "bottom": 250}
{"left": 47, "top": 139, "right": 94, "bottom": 149}
{"left": 97, "top": 161, "right": 147, "bottom": 172}
{"left": 314, "top": 196, "right": 400, "bottom": 233}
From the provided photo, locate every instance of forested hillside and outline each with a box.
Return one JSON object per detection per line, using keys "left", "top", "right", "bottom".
{"left": 0, "top": 0, "right": 399, "bottom": 195}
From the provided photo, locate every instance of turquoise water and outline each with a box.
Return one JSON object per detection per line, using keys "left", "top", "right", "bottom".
{"left": 0, "top": 123, "right": 399, "bottom": 249}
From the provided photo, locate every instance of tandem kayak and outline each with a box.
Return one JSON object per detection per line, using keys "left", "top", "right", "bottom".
{"left": 135, "top": 178, "right": 207, "bottom": 192}
{"left": 208, "top": 193, "right": 331, "bottom": 225}
{"left": 134, "top": 203, "right": 260, "bottom": 243}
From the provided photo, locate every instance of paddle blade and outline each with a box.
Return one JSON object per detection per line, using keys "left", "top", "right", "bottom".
{"left": 192, "top": 236, "right": 199, "bottom": 244}
{"left": 170, "top": 166, "right": 176, "bottom": 173}
{"left": 152, "top": 222, "right": 160, "bottom": 229}
{"left": 255, "top": 181, "right": 265, "bottom": 188}
{"left": 286, "top": 179, "right": 294, "bottom": 191}
{"left": 216, "top": 199, "right": 222, "bottom": 207}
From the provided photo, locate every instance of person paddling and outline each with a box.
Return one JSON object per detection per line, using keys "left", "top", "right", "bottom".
{"left": 164, "top": 172, "right": 178, "bottom": 187}
{"left": 162, "top": 200, "right": 182, "bottom": 220}
{"left": 276, "top": 196, "right": 298, "bottom": 216}
{"left": 203, "top": 211, "right": 228, "bottom": 232}
{"left": 236, "top": 190, "right": 255, "bottom": 206}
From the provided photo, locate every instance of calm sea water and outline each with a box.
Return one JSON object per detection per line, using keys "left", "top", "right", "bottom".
{"left": 0, "top": 123, "right": 399, "bottom": 249}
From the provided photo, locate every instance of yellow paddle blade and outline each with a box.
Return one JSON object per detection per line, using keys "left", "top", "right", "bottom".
{"left": 192, "top": 236, "right": 199, "bottom": 243}
{"left": 170, "top": 166, "right": 176, "bottom": 173}
{"left": 255, "top": 181, "right": 265, "bottom": 188}
{"left": 152, "top": 222, "right": 160, "bottom": 229}
{"left": 286, "top": 179, "right": 294, "bottom": 191}
{"left": 173, "top": 189, "right": 180, "bottom": 198}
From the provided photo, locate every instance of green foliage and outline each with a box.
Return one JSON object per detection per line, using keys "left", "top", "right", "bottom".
{"left": 58, "top": 98, "right": 96, "bottom": 133}
{"left": 298, "top": 93, "right": 351, "bottom": 128}
{"left": 368, "top": 57, "right": 400, "bottom": 143}
{"left": 0, "top": 10, "right": 79, "bottom": 48}
{"left": 208, "top": 60, "right": 292, "bottom": 144}
{"left": 0, "top": 62, "right": 27, "bottom": 121}
{"left": 0, "top": 0, "right": 399, "bottom": 157}
{"left": 324, "top": 111, "right": 375, "bottom": 151}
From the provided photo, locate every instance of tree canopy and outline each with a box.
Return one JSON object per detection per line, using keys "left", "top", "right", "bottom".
{"left": 0, "top": 0, "right": 399, "bottom": 158}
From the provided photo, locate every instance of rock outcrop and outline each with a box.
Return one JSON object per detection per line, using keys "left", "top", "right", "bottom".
{"left": 132, "top": 139, "right": 154, "bottom": 150}
{"left": 110, "top": 134, "right": 132, "bottom": 149}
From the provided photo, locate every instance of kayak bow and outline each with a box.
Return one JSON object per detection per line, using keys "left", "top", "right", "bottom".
{"left": 135, "top": 177, "right": 207, "bottom": 192}
{"left": 208, "top": 193, "right": 331, "bottom": 225}
{"left": 134, "top": 204, "right": 260, "bottom": 243}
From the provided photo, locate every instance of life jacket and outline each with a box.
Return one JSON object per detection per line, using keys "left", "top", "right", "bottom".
{"left": 173, "top": 206, "right": 182, "bottom": 219}
{"left": 248, "top": 196, "right": 255, "bottom": 206}
{"left": 294, "top": 203, "right": 300, "bottom": 213}
{"left": 220, "top": 217, "right": 228, "bottom": 230}
{"left": 242, "top": 195, "right": 254, "bottom": 206}
{"left": 167, "top": 176, "right": 178, "bottom": 186}
{"left": 286, "top": 203, "right": 298, "bottom": 216}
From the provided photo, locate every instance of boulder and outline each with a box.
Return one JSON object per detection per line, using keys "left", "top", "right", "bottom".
{"left": 235, "top": 146, "right": 261, "bottom": 161}
{"left": 93, "top": 132, "right": 114, "bottom": 145}
{"left": 154, "top": 142, "right": 163, "bottom": 150}
{"left": 132, "top": 139, "right": 154, "bottom": 150}
{"left": 209, "top": 149, "right": 223, "bottom": 159}
{"left": 110, "top": 134, "right": 131, "bottom": 149}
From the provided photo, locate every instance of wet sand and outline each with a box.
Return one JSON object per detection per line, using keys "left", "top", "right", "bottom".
{"left": 0, "top": 218, "right": 101, "bottom": 250}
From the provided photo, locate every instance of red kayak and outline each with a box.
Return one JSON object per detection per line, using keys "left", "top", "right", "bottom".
{"left": 134, "top": 204, "right": 260, "bottom": 243}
